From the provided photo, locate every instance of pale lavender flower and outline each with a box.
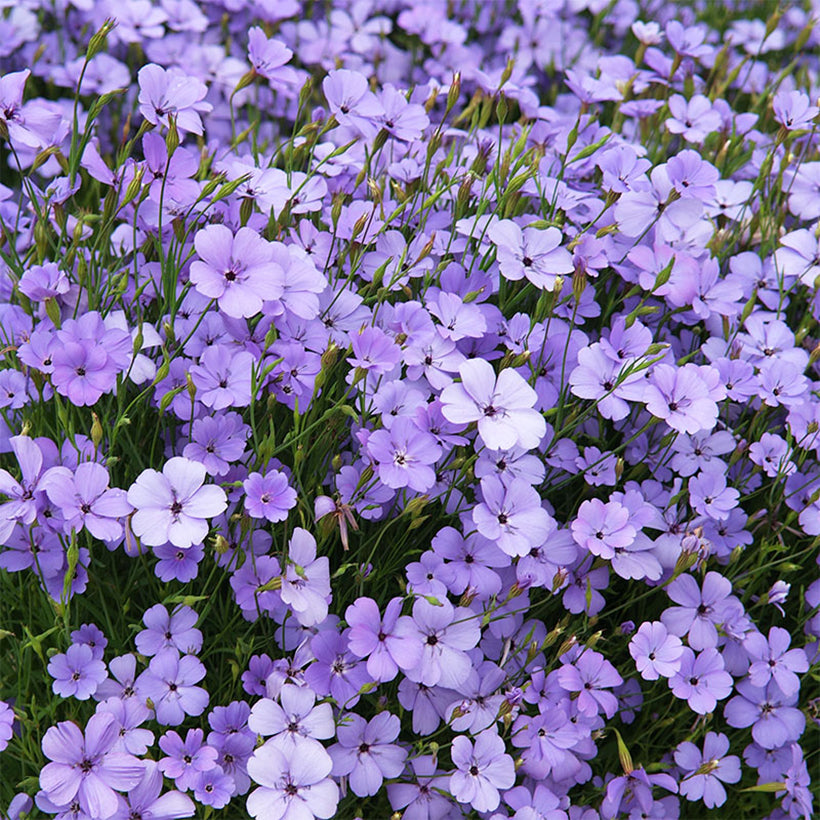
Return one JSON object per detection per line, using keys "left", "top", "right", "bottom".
{"left": 449, "top": 729, "right": 515, "bottom": 813}
{"left": 329, "top": 712, "right": 407, "bottom": 797}
{"left": 48, "top": 644, "right": 107, "bottom": 701}
{"left": 39, "top": 712, "right": 144, "bottom": 820}
{"left": 246, "top": 741, "right": 339, "bottom": 819}
{"left": 675, "top": 732, "right": 741, "bottom": 809}
{"left": 127, "top": 457, "right": 227, "bottom": 548}
{"left": 440, "top": 359, "right": 546, "bottom": 450}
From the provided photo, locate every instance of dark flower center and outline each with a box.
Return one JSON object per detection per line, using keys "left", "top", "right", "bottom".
{"left": 497, "top": 513, "right": 508, "bottom": 524}
{"left": 80, "top": 758, "right": 94, "bottom": 773}
{"left": 469, "top": 765, "right": 480, "bottom": 776}
{"left": 171, "top": 501, "right": 183, "bottom": 515}
{"left": 522, "top": 256, "right": 533, "bottom": 267}
{"left": 359, "top": 743, "right": 371, "bottom": 754}
{"left": 426, "top": 634, "right": 439, "bottom": 646}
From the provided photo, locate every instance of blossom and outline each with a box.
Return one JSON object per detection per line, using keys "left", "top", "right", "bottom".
{"left": 39, "top": 712, "right": 145, "bottom": 820}
{"left": 661, "top": 571, "right": 736, "bottom": 650}
{"left": 744, "top": 626, "right": 808, "bottom": 696}
{"left": 323, "top": 68, "right": 383, "bottom": 139}
{"left": 449, "top": 729, "right": 515, "bottom": 813}
{"left": 48, "top": 644, "right": 107, "bottom": 701}
{"left": 158, "top": 728, "right": 218, "bottom": 791}
{"left": 247, "top": 740, "right": 339, "bottom": 819}
{"left": 243, "top": 470, "right": 297, "bottom": 522}
{"left": 669, "top": 647, "right": 733, "bottom": 714}
{"left": 0, "top": 699, "right": 15, "bottom": 752}
{"left": 488, "top": 220, "right": 573, "bottom": 290}
{"left": 135, "top": 650, "right": 209, "bottom": 726}
{"left": 137, "top": 64, "right": 211, "bottom": 134}
{"left": 366, "top": 417, "right": 442, "bottom": 493}
{"left": 135, "top": 604, "right": 203, "bottom": 657}
{"left": 473, "top": 475, "right": 552, "bottom": 557}
{"left": 346, "top": 596, "right": 423, "bottom": 681}
{"left": 189, "top": 224, "right": 284, "bottom": 319}
{"left": 42, "top": 463, "right": 131, "bottom": 541}
{"left": 629, "top": 621, "right": 684, "bottom": 680}
{"left": 643, "top": 363, "right": 719, "bottom": 434}
{"left": 248, "top": 684, "right": 334, "bottom": 752}
{"left": 440, "top": 359, "right": 546, "bottom": 450}
{"left": 556, "top": 649, "right": 623, "bottom": 718}
{"left": 279, "top": 528, "right": 331, "bottom": 627}
{"left": 127, "top": 457, "right": 227, "bottom": 548}
{"left": 675, "top": 732, "right": 741, "bottom": 809}
{"left": 329, "top": 712, "right": 407, "bottom": 797}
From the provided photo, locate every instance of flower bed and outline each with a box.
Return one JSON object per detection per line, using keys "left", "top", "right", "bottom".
{"left": 0, "top": 1, "right": 818, "bottom": 818}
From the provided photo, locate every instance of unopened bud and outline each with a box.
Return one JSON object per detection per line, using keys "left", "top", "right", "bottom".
{"left": 44, "top": 297, "right": 62, "bottom": 328}
{"left": 446, "top": 72, "right": 462, "bottom": 113}
{"left": 87, "top": 18, "right": 117, "bottom": 60}
{"left": 90, "top": 413, "right": 104, "bottom": 448}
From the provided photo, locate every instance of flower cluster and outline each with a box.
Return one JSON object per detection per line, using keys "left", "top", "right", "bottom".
{"left": 0, "top": 1, "right": 819, "bottom": 820}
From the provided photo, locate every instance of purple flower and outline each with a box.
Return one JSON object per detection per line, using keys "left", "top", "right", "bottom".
{"left": 662, "top": 571, "right": 736, "bottom": 650}
{"left": 511, "top": 705, "right": 582, "bottom": 781}
{"left": 669, "top": 647, "right": 733, "bottom": 714}
{"left": 773, "top": 89, "right": 819, "bottom": 130}
{"left": 643, "top": 364, "right": 719, "bottom": 434}
{"left": 18, "top": 262, "right": 70, "bottom": 301}
{"left": 571, "top": 498, "right": 636, "bottom": 559}
{"left": 48, "top": 644, "right": 107, "bottom": 701}
{"left": 0, "top": 699, "right": 14, "bottom": 752}
{"left": 135, "top": 650, "right": 208, "bottom": 726}
{"left": 348, "top": 327, "right": 402, "bottom": 376}
{"left": 247, "top": 741, "right": 339, "bottom": 819}
{"left": 329, "top": 712, "right": 407, "bottom": 797}
{"left": 248, "top": 27, "right": 297, "bottom": 89}
{"left": 305, "top": 629, "right": 370, "bottom": 708}
{"left": 675, "top": 732, "right": 741, "bottom": 809}
{"left": 556, "top": 649, "right": 623, "bottom": 718}
{"left": 154, "top": 541, "right": 204, "bottom": 583}
{"left": 387, "top": 755, "right": 452, "bottom": 820}
{"left": 95, "top": 698, "right": 154, "bottom": 756}
{"left": 323, "top": 68, "right": 384, "bottom": 139}
{"left": 666, "top": 94, "right": 721, "bottom": 142}
{"left": 688, "top": 471, "right": 740, "bottom": 521}
{"left": 192, "top": 766, "right": 234, "bottom": 809}
{"left": 183, "top": 413, "right": 249, "bottom": 477}
{"left": 135, "top": 604, "right": 203, "bottom": 657}
{"left": 248, "top": 684, "right": 334, "bottom": 753}
{"left": 158, "top": 729, "right": 218, "bottom": 791}
{"left": 137, "top": 64, "right": 211, "bottom": 135}
{"left": 366, "top": 417, "right": 442, "bottom": 493}
{"left": 189, "top": 346, "right": 254, "bottom": 410}
{"left": 629, "top": 621, "right": 684, "bottom": 680}
{"left": 488, "top": 220, "right": 573, "bottom": 290}
{"left": 724, "top": 680, "right": 806, "bottom": 749}
{"left": 406, "top": 598, "right": 481, "bottom": 689}
{"left": 190, "top": 225, "right": 283, "bottom": 319}
{"left": 744, "top": 626, "right": 809, "bottom": 696}
{"left": 345, "top": 596, "right": 423, "bottom": 682}
{"left": 42, "top": 463, "right": 131, "bottom": 542}
{"left": 449, "top": 729, "right": 515, "bottom": 813}
{"left": 243, "top": 470, "right": 297, "bottom": 522}
{"left": 473, "top": 475, "right": 552, "bottom": 557}
{"left": 0, "top": 434, "right": 49, "bottom": 528}
{"left": 109, "top": 760, "right": 194, "bottom": 820}
{"left": 39, "top": 712, "right": 145, "bottom": 820}
{"left": 127, "top": 457, "right": 227, "bottom": 548}
{"left": 71, "top": 624, "right": 107, "bottom": 662}
{"left": 280, "top": 528, "right": 331, "bottom": 627}
{"left": 440, "top": 359, "right": 546, "bottom": 451}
